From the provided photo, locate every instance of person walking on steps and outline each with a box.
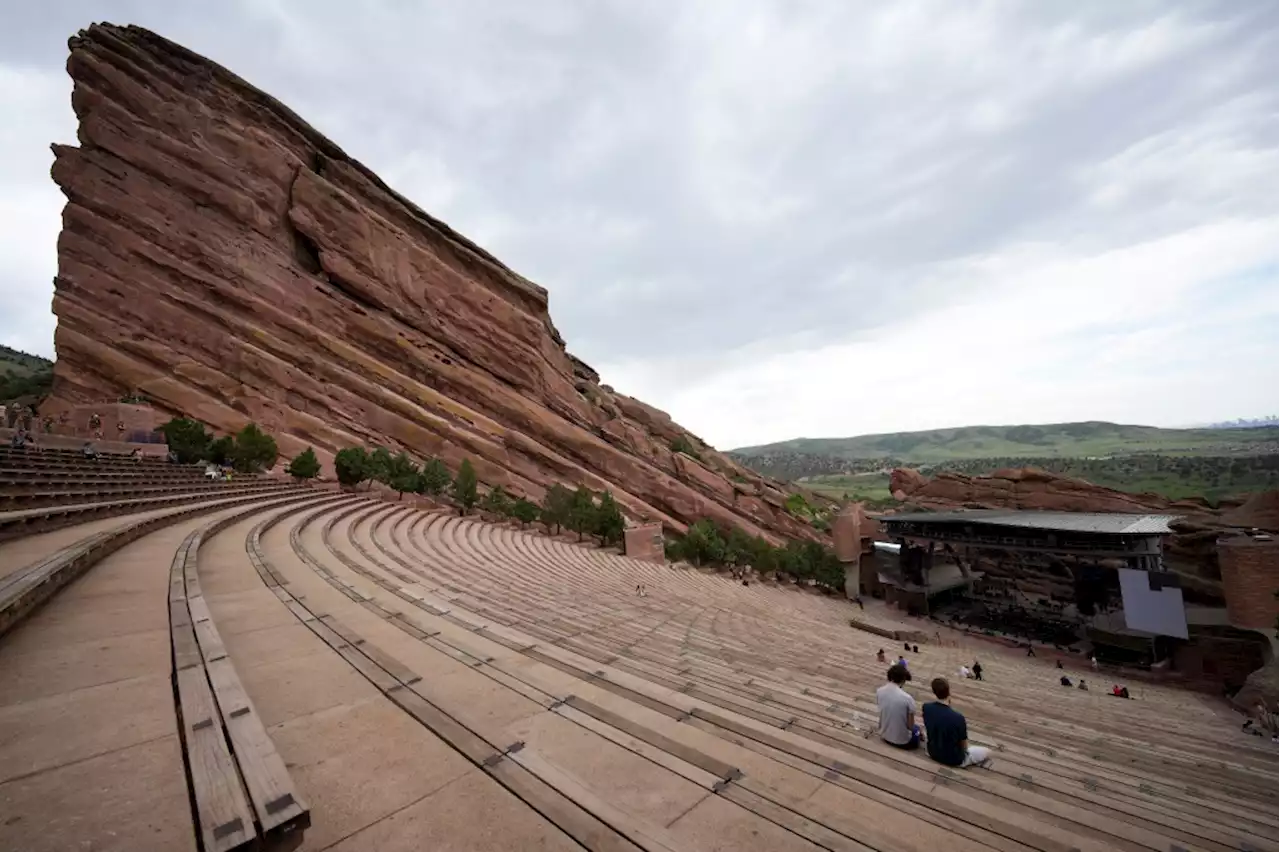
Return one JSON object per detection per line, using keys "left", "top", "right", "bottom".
{"left": 971, "top": 661, "right": 983, "bottom": 681}
{"left": 876, "top": 664, "right": 923, "bottom": 751}
{"left": 922, "top": 678, "right": 992, "bottom": 769}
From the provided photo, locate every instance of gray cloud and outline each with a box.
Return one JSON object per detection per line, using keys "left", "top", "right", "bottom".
{"left": 0, "top": 1, "right": 1275, "bottom": 441}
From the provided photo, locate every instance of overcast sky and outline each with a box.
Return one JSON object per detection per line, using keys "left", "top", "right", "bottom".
{"left": 1, "top": 1, "right": 1276, "bottom": 448}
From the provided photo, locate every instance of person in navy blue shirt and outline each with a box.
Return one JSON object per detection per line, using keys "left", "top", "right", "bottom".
{"left": 921, "top": 678, "right": 992, "bottom": 769}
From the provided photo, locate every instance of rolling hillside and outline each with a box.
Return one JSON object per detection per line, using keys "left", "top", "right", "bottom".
{"left": 0, "top": 345, "right": 54, "bottom": 404}
{"left": 732, "top": 421, "right": 1278, "bottom": 463}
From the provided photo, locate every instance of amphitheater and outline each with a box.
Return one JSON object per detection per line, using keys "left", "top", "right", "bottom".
{"left": 0, "top": 444, "right": 1276, "bottom": 852}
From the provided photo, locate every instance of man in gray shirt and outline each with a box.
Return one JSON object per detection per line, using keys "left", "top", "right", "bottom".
{"left": 876, "top": 664, "right": 923, "bottom": 750}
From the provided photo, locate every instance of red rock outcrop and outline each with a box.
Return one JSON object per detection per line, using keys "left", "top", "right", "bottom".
{"left": 47, "top": 23, "right": 824, "bottom": 544}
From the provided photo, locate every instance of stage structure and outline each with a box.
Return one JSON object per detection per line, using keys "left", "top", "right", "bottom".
{"left": 877, "top": 510, "right": 1186, "bottom": 661}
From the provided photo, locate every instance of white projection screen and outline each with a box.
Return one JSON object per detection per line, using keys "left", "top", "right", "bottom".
{"left": 1118, "top": 568, "right": 1189, "bottom": 639}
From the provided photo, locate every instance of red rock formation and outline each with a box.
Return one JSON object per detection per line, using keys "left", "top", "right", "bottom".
{"left": 888, "top": 466, "right": 1186, "bottom": 515}
{"left": 47, "top": 23, "right": 823, "bottom": 544}
{"left": 1221, "top": 491, "right": 1279, "bottom": 533}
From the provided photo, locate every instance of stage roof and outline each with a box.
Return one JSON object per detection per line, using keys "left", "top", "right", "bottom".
{"left": 878, "top": 510, "right": 1176, "bottom": 536}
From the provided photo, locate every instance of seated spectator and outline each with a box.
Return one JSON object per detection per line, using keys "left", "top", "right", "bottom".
{"left": 1060, "top": 675, "right": 1073, "bottom": 687}
{"left": 896, "top": 656, "right": 911, "bottom": 679}
{"left": 876, "top": 649, "right": 886, "bottom": 663}
{"left": 922, "top": 678, "right": 992, "bottom": 769}
{"left": 876, "top": 664, "right": 923, "bottom": 751}
{"left": 81, "top": 442, "right": 98, "bottom": 459}
{"left": 129, "top": 447, "right": 141, "bottom": 459}
{"left": 1056, "top": 660, "right": 1064, "bottom": 669}
{"left": 903, "top": 642, "right": 911, "bottom": 652}
{"left": 959, "top": 665, "right": 972, "bottom": 679}
{"left": 9, "top": 429, "right": 26, "bottom": 449}
{"left": 1026, "top": 645, "right": 1036, "bottom": 657}
{"left": 167, "top": 450, "right": 180, "bottom": 464}
{"left": 912, "top": 644, "right": 919, "bottom": 654}
{"left": 1077, "top": 679, "right": 1088, "bottom": 691}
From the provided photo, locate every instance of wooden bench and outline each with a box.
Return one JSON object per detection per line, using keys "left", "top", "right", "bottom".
{"left": 169, "top": 498, "right": 320, "bottom": 851}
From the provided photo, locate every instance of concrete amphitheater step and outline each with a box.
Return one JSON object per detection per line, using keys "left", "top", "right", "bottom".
{"left": 355, "top": 504, "right": 1280, "bottom": 849}
{"left": 0, "top": 495, "right": 313, "bottom": 852}
{"left": 314, "top": 504, "right": 1105, "bottom": 849}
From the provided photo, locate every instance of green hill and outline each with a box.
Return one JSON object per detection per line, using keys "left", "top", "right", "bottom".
{"left": 732, "top": 421, "right": 1278, "bottom": 463}
{"left": 0, "top": 345, "right": 54, "bottom": 404}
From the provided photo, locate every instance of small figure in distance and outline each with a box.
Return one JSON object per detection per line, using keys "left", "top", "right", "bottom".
{"left": 1060, "top": 675, "right": 1073, "bottom": 687}
{"left": 959, "top": 664, "right": 972, "bottom": 680}
{"left": 876, "top": 664, "right": 923, "bottom": 751}
{"left": 903, "top": 642, "right": 911, "bottom": 652}
{"left": 1026, "top": 645, "right": 1036, "bottom": 657}
{"left": 922, "top": 678, "right": 992, "bottom": 769}
{"left": 854, "top": 595, "right": 864, "bottom": 610}
{"left": 876, "top": 648, "right": 886, "bottom": 663}
{"left": 1090, "top": 654, "right": 1099, "bottom": 671}
{"left": 81, "top": 441, "right": 98, "bottom": 460}
{"left": 1056, "top": 660, "right": 1064, "bottom": 670}
{"left": 912, "top": 644, "right": 919, "bottom": 654}
{"left": 1077, "top": 679, "right": 1088, "bottom": 691}
{"left": 971, "top": 660, "right": 983, "bottom": 681}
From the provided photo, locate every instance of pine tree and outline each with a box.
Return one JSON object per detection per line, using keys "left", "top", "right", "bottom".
{"left": 417, "top": 457, "right": 452, "bottom": 495}
{"left": 334, "top": 447, "right": 370, "bottom": 486}
{"left": 592, "top": 490, "right": 626, "bottom": 547}
{"left": 567, "top": 486, "right": 596, "bottom": 542}
{"left": 452, "top": 459, "right": 478, "bottom": 515}
{"left": 481, "top": 485, "right": 513, "bottom": 517}
{"left": 538, "top": 484, "right": 572, "bottom": 534}
{"left": 387, "top": 451, "right": 420, "bottom": 498}
{"left": 286, "top": 447, "right": 321, "bottom": 480}
{"left": 230, "top": 423, "right": 278, "bottom": 473}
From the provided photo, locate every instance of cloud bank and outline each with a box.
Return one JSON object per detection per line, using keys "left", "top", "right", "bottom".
{"left": 1, "top": 1, "right": 1275, "bottom": 447}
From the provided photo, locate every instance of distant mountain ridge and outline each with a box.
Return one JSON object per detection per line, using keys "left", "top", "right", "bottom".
{"left": 1204, "top": 416, "right": 1278, "bottom": 429}
{"left": 731, "top": 420, "right": 1279, "bottom": 464}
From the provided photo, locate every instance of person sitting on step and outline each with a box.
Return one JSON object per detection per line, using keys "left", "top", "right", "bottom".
{"left": 876, "top": 664, "right": 923, "bottom": 751}
{"left": 81, "top": 442, "right": 98, "bottom": 460}
{"left": 1060, "top": 675, "right": 1073, "bottom": 687}
{"left": 922, "top": 678, "right": 992, "bottom": 769}
{"left": 876, "top": 649, "right": 886, "bottom": 663}
{"left": 1077, "top": 679, "right": 1089, "bottom": 691}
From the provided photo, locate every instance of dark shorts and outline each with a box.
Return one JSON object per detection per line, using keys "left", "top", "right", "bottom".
{"left": 884, "top": 730, "right": 921, "bottom": 751}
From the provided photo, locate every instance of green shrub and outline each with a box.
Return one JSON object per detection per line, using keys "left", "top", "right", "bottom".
{"left": 158, "top": 418, "right": 211, "bottom": 464}
{"left": 230, "top": 423, "right": 278, "bottom": 473}
{"left": 334, "top": 447, "right": 370, "bottom": 486}
{"left": 286, "top": 447, "right": 321, "bottom": 480}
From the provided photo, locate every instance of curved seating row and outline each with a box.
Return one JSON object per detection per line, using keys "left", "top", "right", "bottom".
{"left": 0, "top": 456, "right": 1274, "bottom": 852}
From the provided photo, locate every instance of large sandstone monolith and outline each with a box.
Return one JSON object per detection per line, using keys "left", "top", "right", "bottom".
{"left": 47, "top": 23, "right": 827, "bottom": 545}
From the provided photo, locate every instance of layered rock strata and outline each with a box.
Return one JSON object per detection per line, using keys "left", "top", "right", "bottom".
{"left": 48, "top": 23, "right": 823, "bottom": 542}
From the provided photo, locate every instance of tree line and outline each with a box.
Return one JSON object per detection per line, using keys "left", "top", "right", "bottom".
{"left": 667, "top": 519, "right": 846, "bottom": 592}
{"left": 326, "top": 445, "right": 628, "bottom": 547}
{"left": 159, "top": 418, "right": 279, "bottom": 472}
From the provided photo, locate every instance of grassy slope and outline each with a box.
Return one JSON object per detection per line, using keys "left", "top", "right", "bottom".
{"left": 0, "top": 345, "right": 54, "bottom": 403}
{"left": 733, "top": 421, "right": 1278, "bottom": 462}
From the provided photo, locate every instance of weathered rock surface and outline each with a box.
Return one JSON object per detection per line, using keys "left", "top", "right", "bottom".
{"left": 48, "top": 23, "right": 821, "bottom": 543}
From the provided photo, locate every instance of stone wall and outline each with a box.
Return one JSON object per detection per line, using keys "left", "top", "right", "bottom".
{"left": 624, "top": 523, "right": 665, "bottom": 564}
{"left": 1218, "top": 535, "right": 1279, "bottom": 632}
